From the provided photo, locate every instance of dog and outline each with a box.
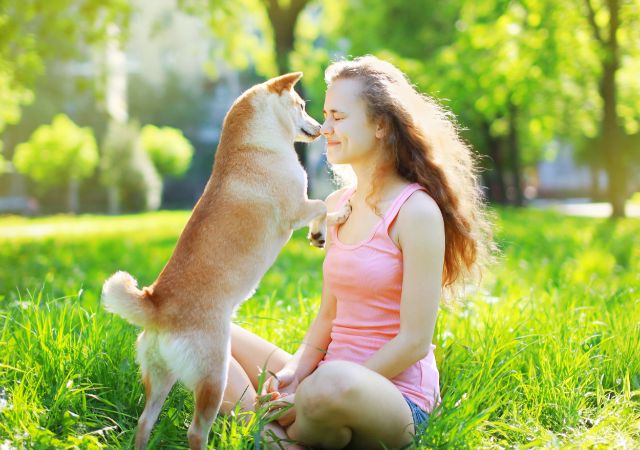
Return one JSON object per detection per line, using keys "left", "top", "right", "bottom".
{"left": 101, "top": 72, "right": 350, "bottom": 450}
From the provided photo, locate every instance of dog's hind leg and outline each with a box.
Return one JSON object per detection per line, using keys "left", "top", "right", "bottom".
{"left": 187, "top": 372, "right": 226, "bottom": 450}
{"left": 185, "top": 332, "right": 230, "bottom": 450}
{"left": 135, "top": 332, "right": 177, "bottom": 449}
{"left": 135, "top": 369, "right": 176, "bottom": 449}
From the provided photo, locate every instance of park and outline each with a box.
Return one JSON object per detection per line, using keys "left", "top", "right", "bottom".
{"left": 1, "top": 0, "right": 639, "bottom": 449}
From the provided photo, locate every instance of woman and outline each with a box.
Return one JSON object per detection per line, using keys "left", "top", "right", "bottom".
{"left": 221, "top": 56, "right": 492, "bottom": 449}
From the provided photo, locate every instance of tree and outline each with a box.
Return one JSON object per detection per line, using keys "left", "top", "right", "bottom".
{"left": 12, "top": 114, "right": 98, "bottom": 213}
{"left": 324, "top": 0, "right": 560, "bottom": 205}
{"left": 0, "top": 0, "right": 132, "bottom": 134}
{"left": 179, "top": 0, "right": 314, "bottom": 75}
{"left": 580, "top": 0, "right": 640, "bottom": 217}
{"left": 427, "top": 0, "right": 564, "bottom": 206}
{"left": 100, "top": 120, "right": 162, "bottom": 214}
{"left": 141, "top": 125, "right": 194, "bottom": 178}
{"left": 322, "top": 0, "right": 640, "bottom": 212}
{"left": 432, "top": 0, "right": 640, "bottom": 212}
{"left": 178, "top": 0, "right": 315, "bottom": 172}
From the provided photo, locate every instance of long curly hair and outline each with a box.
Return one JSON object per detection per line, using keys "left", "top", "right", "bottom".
{"left": 325, "top": 55, "right": 494, "bottom": 289}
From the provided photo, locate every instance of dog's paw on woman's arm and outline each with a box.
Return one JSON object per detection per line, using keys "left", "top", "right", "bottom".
{"left": 308, "top": 231, "right": 326, "bottom": 248}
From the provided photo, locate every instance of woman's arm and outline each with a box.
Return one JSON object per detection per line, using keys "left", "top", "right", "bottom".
{"left": 264, "top": 188, "right": 348, "bottom": 393}
{"left": 363, "top": 191, "right": 445, "bottom": 379}
{"left": 260, "top": 285, "right": 335, "bottom": 425}
{"left": 283, "top": 282, "right": 336, "bottom": 383}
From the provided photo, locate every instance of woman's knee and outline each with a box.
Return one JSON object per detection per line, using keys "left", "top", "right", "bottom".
{"left": 296, "top": 361, "right": 362, "bottom": 421}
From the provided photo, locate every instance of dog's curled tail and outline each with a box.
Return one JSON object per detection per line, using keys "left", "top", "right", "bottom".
{"left": 102, "top": 271, "right": 154, "bottom": 327}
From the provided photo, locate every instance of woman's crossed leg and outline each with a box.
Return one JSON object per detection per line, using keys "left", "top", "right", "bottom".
{"left": 224, "top": 325, "right": 417, "bottom": 449}
{"left": 288, "top": 360, "right": 416, "bottom": 449}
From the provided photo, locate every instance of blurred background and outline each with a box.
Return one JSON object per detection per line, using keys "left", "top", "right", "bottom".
{"left": 1, "top": 0, "right": 639, "bottom": 218}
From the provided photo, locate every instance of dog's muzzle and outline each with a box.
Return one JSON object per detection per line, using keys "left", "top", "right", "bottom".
{"left": 301, "top": 127, "right": 320, "bottom": 138}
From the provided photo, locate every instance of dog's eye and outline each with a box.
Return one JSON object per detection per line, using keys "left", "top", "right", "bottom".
{"left": 300, "top": 103, "right": 305, "bottom": 110}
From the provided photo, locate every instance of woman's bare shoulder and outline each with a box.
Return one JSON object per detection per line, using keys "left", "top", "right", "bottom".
{"left": 400, "top": 190, "right": 442, "bottom": 220}
{"left": 396, "top": 190, "right": 445, "bottom": 246}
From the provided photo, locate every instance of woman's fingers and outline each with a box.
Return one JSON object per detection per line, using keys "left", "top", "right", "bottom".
{"left": 257, "top": 391, "right": 279, "bottom": 404}
{"left": 263, "top": 370, "right": 295, "bottom": 395}
{"left": 261, "top": 375, "right": 279, "bottom": 395}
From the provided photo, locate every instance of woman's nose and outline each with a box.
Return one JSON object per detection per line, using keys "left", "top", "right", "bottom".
{"left": 320, "top": 120, "right": 332, "bottom": 137}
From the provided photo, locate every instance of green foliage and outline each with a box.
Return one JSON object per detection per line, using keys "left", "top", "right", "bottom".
{"left": 338, "top": 0, "right": 461, "bottom": 60}
{"left": 178, "top": 0, "right": 277, "bottom": 77}
{"left": 0, "top": 0, "right": 132, "bottom": 132}
{"left": 141, "top": 125, "right": 194, "bottom": 177}
{"left": 0, "top": 66, "right": 34, "bottom": 133}
{"left": 12, "top": 114, "right": 98, "bottom": 187}
{"left": 0, "top": 209, "right": 639, "bottom": 448}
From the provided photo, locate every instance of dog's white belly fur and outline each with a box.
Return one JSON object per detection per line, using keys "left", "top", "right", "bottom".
{"left": 138, "top": 329, "right": 230, "bottom": 392}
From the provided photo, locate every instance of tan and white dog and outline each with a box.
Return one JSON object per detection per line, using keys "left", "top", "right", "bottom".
{"left": 102, "top": 73, "right": 349, "bottom": 450}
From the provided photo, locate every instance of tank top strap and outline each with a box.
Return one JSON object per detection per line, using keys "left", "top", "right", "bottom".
{"left": 382, "top": 183, "right": 425, "bottom": 232}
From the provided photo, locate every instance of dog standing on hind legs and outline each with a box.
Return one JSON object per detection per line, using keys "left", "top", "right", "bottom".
{"left": 101, "top": 72, "right": 351, "bottom": 450}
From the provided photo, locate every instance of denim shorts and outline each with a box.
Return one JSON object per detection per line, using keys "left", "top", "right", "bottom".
{"left": 403, "top": 395, "right": 429, "bottom": 434}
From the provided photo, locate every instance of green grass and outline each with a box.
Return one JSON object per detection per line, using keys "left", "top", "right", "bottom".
{"left": 0, "top": 209, "right": 638, "bottom": 449}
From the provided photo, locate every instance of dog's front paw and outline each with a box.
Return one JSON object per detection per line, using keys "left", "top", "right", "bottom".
{"left": 308, "top": 231, "right": 326, "bottom": 248}
{"left": 327, "top": 201, "right": 352, "bottom": 226}
{"left": 335, "top": 201, "right": 352, "bottom": 224}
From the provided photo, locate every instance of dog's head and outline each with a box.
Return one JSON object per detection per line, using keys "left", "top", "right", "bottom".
{"left": 264, "top": 72, "right": 321, "bottom": 143}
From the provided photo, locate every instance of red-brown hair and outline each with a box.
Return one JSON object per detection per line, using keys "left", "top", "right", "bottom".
{"left": 325, "top": 56, "right": 494, "bottom": 289}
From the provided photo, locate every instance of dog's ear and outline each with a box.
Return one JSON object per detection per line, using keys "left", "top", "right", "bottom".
{"left": 267, "top": 72, "right": 303, "bottom": 94}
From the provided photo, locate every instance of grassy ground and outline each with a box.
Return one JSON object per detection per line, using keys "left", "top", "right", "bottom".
{"left": 0, "top": 209, "right": 638, "bottom": 449}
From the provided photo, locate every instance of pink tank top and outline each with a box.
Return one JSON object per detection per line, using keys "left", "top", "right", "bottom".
{"left": 318, "top": 183, "right": 440, "bottom": 412}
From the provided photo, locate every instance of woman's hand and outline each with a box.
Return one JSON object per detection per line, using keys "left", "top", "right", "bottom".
{"left": 260, "top": 368, "right": 299, "bottom": 428}
{"left": 262, "top": 367, "right": 300, "bottom": 397}
{"left": 256, "top": 366, "right": 299, "bottom": 415}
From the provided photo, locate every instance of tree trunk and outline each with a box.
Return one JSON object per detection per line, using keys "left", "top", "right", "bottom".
{"left": 585, "top": 0, "right": 625, "bottom": 217}
{"left": 105, "top": 23, "right": 128, "bottom": 215}
{"left": 108, "top": 185, "right": 120, "bottom": 215}
{"left": 600, "top": 48, "right": 625, "bottom": 217}
{"left": 68, "top": 178, "right": 79, "bottom": 214}
{"left": 264, "top": 0, "right": 311, "bottom": 190}
{"left": 507, "top": 103, "right": 524, "bottom": 207}
{"left": 482, "top": 121, "right": 508, "bottom": 204}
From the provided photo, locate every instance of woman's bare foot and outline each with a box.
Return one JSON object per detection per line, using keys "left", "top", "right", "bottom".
{"left": 261, "top": 422, "right": 306, "bottom": 450}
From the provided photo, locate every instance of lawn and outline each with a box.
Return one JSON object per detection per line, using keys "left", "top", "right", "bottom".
{"left": 0, "top": 209, "right": 638, "bottom": 449}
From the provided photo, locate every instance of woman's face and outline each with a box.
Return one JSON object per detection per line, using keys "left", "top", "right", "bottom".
{"left": 321, "top": 78, "right": 380, "bottom": 166}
